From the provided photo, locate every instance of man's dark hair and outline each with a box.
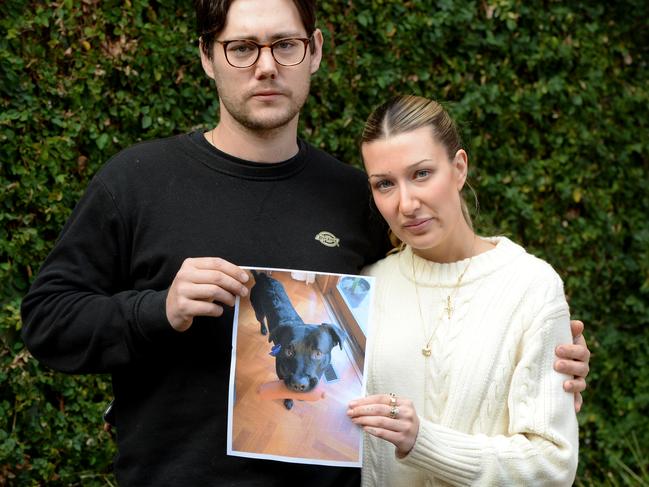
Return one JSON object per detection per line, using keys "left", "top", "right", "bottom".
{"left": 195, "top": 0, "right": 317, "bottom": 59}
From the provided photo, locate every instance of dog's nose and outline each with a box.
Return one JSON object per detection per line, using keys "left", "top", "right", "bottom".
{"left": 291, "top": 377, "right": 310, "bottom": 391}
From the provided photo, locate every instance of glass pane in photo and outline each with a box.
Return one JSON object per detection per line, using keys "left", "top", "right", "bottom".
{"left": 336, "top": 277, "right": 371, "bottom": 334}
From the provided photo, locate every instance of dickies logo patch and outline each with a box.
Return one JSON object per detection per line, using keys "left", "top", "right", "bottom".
{"left": 315, "top": 231, "right": 340, "bottom": 247}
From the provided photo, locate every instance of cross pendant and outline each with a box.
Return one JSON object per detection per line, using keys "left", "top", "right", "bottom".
{"left": 445, "top": 295, "right": 453, "bottom": 319}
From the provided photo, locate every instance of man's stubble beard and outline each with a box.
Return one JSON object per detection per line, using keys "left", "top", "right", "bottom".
{"left": 217, "top": 79, "right": 311, "bottom": 133}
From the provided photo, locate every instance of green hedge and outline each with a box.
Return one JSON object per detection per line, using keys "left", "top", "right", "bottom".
{"left": 2, "top": 1, "right": 648, "bottom": 485}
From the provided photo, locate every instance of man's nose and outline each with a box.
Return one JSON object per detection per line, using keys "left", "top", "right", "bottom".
{"left": 254, "top": 46, "right": 278, "bottom": 79}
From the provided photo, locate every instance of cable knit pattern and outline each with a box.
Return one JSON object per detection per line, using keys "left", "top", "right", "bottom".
{"left": 361, "top": 237, "right": 578, "bottom": 487}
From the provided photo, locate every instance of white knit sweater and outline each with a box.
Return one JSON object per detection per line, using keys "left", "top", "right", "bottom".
{"left": 361, "top": 237, "right": 578, "bottom": 486}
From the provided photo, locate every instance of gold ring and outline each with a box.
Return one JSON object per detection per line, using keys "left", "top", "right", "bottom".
{"left": 389, "top": 392, "right": 397, "bottom": 406}
{"left": 389, "top": 405, "right": 399, "bottom": 419}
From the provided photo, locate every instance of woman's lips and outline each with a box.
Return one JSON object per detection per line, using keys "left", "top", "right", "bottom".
{"left": 402, "top": 218, "right": 433, "bottom": 233}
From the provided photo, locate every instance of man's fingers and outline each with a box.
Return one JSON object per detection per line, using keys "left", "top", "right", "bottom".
{"left": 555, "top": 358, "right": 589, "bottom": 379}
{"left": 173, "top": 294, "right": 225, "bottom": 317}
{"left": 188, "top": 300, "right": 224, "bottom": 318}
{"left": 190, "top": 257, "right": 249, "bottom": 283}
{"left": 177, "top": 268, "right": 249, "bottom": 298}
{"left": 556, "top": 343, "right": 590, "bottom": 362}
{"left": 166, "top": 257, "right": 248, "bottom": 331}
{"left": 574, "top": 392, "right": 583, "bottom": 413}
{"left": 168, "top": 300, "right": 224, "bottom": 332}
{"left": 563, "top": 377, "right": 587, "bottom": 394}
{"left": 177, "top": 283, "right": 239, "bottom": 307}
{"left": 569, "top": 319, "right": 584, "bottom": 340}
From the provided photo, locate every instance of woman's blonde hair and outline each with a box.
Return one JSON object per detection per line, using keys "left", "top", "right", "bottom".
{"left": 361, "top": 95, "right": 476, "bottom": 249}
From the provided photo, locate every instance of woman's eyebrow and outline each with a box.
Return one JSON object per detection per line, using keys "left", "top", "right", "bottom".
{"left": 367, "top": 159, "right": 435, "bottom": 179}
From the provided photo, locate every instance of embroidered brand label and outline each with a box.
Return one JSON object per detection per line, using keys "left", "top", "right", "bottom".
{"left": 315, "top": 231, "right": 340, "bottom": 247}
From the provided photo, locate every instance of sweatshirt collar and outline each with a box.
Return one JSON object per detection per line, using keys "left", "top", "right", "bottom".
{"left": 185, "top": 131, "right": 308, "bottom": 180}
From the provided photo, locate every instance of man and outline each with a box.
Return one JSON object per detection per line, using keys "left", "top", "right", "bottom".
{"left": 21, "top": 0, "right": 589, "bottom": 485}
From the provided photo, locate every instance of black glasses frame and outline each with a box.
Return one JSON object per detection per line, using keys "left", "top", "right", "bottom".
{"left": 215, "top": 36, "right": 313, "bottom": 68}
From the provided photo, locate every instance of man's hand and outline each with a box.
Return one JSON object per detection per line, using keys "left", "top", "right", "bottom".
{"left": 166, "top": 257, "right": 249, "bottom": 332}
{"left": 555, "top": 319, "right": 591, "bottom": 412}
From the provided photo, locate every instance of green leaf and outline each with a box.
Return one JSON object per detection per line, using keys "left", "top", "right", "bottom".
{"left": 96, "top": 133, "right": 110, "bottom": 150}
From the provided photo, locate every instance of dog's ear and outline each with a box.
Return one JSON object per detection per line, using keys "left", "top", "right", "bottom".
{"left": 321, "top": 323, "right": 344, "bottom": 350}
{"left": 269, "top": 324, "right": 293, "bottom": 345}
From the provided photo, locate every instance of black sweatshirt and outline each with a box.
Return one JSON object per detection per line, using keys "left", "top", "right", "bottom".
{"left": 21, "top": 132, "right": 388, "bottom": 486}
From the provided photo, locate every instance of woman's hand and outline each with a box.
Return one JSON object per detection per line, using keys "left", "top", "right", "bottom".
{"left": 348, "top": 393, "right": 420, "bottom": 457}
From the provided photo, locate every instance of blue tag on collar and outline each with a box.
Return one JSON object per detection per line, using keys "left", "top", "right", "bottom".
{"left": 269, "top": 344, "right": 282, "bottom": 357}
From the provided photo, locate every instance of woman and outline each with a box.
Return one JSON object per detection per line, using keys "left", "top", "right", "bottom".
{"left": 348, "top": 96, "right": 579, "bottom": 486}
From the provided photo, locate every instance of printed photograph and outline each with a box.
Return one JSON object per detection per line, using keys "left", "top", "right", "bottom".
{"left": 227, "top": 267, "right": 375, "bottom": 467}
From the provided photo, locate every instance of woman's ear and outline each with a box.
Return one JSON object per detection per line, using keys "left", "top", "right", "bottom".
{"left": 453, "top": 149, "right": 468, "bottom": 190}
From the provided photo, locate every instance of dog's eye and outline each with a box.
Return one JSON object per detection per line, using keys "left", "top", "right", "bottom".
{"left": 313, "top": 350, "right": 323, "bottom": 359}
{"left": 285, "top": 347, "right": 294, "bottom": 357}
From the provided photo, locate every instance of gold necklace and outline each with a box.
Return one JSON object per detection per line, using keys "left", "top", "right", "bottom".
{"left": 411, "top": 240, "right": 475, "bottom": 357}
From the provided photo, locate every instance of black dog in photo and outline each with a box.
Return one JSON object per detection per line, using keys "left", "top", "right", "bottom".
{"left": 249, "top": 270, "right": 344, "bottom": 410}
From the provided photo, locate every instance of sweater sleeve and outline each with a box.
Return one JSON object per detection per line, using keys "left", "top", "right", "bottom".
{"left": 20, "top": 175, "right": 177, "bottom": 374}
{"left": 399, "top": 284, "right": 579, "bottom": 486}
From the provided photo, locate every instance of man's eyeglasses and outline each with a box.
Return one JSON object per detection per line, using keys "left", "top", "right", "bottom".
{"left": 215, "top": 37, "right": 312, "bottom": 68}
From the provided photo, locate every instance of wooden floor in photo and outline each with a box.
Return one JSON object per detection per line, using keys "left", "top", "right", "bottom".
{"left": 232, "top": 271, "right": 363, "bottom": 463}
